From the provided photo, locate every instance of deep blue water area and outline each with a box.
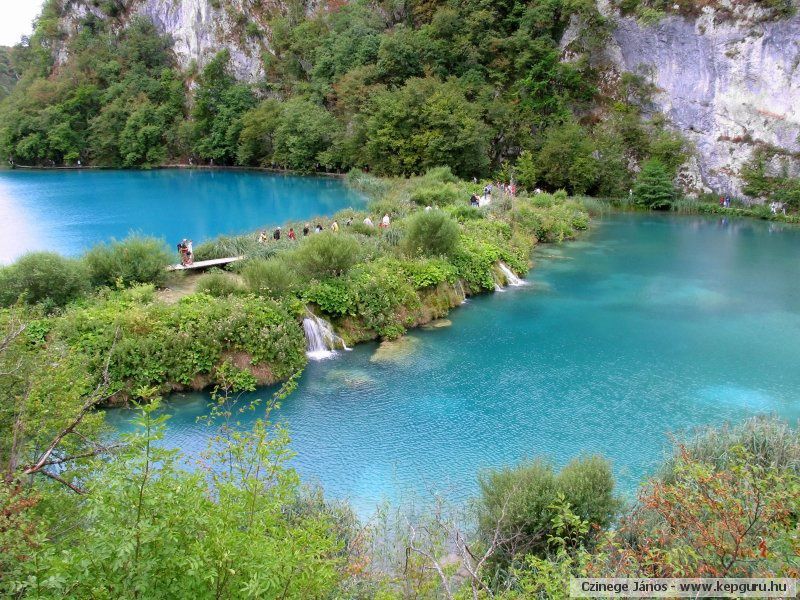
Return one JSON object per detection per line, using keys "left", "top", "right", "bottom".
{"left": 0, "top": 169, "right": 363, "bottom": 262}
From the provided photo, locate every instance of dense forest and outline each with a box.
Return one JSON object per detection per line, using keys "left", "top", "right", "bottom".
{"left": 0, "top": 0, "right": 695, "bottom": 198}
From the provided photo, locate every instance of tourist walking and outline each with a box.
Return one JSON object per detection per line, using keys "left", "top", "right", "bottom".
{"left": 288, "top": 227, "right": 296, "bottom": 240}
{"left": 331, "top": 220, "right": 339, "bottom": 232}
{"left": 381, "top": 213, "right": 390, "bottom": 228}
{"left": 258, "top": 230, "right": 268, "bottom": 244}
{"left": 315, "top": 223, "right": 323, "bottom": 233}
{"left": 363, "top": 216, "right": 374, "bottom": 227}
{"left": 303, "top": 223, "right": 310, "bottom": 236}
{"left": 273, "top": 227, "right": 281, "bottom": 241}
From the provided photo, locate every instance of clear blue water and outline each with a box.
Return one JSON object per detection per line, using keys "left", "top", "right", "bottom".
{"left": 107, "top": 214, "right": 800, "bottom": 515}
{"left": 0, "top": 169, "right": 363, "bottom": 262}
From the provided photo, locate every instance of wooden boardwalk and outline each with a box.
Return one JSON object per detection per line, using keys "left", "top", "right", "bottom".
{"left": 168, "top": 256, "right": 244, "bottom": 271}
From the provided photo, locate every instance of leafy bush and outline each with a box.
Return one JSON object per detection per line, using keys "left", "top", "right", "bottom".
{"left": 399, "top": 258, "right": 458, "bottom": 289}
{"left": 658, "top": 416, "right": 800, "bottom": 481}
{"left": 51, "top": 291, "right": 306, "bottom": 393}
{"left": 0, "top": 252, "right": 89, "bottom": 309}
{"left": 85, "top": 236, "right": 172, "bottom": 288}
{"left": 403, "top": 210, "right": 461, "bottom": 257}
{"left": 347, "top": 259, "right": 420, "bottom": 338}
{"left": 477, "top": 456, "right": 619, "bottom": 566}
{"left": 303, "top": 279, "right": 354, "bottom": 316}
{"left": 291, "top": 232, "right": 362, "bottom": 279}
{"left": 409, "top": 183, "right": 463, "bottom": 207}
{"left": 241, "top": 258, "right": 299, "bottom": 298}
{"left": 633, "top": 159, "right": 675, "bottom": 209}
{"left": 447, "top": 205, "right": 484, "bottom": 222}
{"left": 195, "top": 271, "right": 245, "bottom": 297}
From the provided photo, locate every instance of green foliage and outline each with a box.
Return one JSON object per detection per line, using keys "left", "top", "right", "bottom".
{"left": 403, "top": 210, "right": 461, "bottom": 257}
{"left": 477, "top": 456, "right": 619, "bottom": 567}
{"left": 192, "top": 50, "right": 256, "bottom": 164}
{"left": 535, "top": 122, "right": 599, "bottom": 195}
{"left": 51, "top": 289, "right": 306, "bottom": 394}
{"left": 408, "top": 182, "right": 462, "bottom": 207}
{"left": 195, "top": 270, "right": 246, "bottom": 297}
{"left": 399, "top": 258, "right": 458, "bottom": 289}
{"left": 511, "top": 195, "right": 590, "bottom": 242}
{"left": 1, "top": 17, "right": 184, "bottom": 166}
{"left": 0, "top": 252, "right": 89, "bottom": 309}
{"left": 362, "top": 77, "right": 489, "bottom": 177}
{"left": 7, "top": 401, "right": 346, "bottom": 597}
{"left": 291, "top": 232, "right": 362, "bottom": 279}
{"left": 347, "top": 259, "right": 420, "bottom": 338}
{"left": 303, "top": 279, "right": 354, "bottom": 317}
{"left": 241, "top": 257, "right": 300, "bottom": 298}
{"left": 633, "top": 159, "right": 675, "bottom": 209}
{"left": 84, "top": 235, "right": 172, "bottom": 288}
{"left": 273, "top": 98, "right": 343, "bottom": 172}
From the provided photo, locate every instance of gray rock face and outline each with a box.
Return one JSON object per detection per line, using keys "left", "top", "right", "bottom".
{"left": 604, "top": 10, "right": 800, "bottom": 197}
{"left": 131, "top": 0, "right": 266, "bottom": 82}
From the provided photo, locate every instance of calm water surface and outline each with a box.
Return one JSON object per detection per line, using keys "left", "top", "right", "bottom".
{"left": 0, "top": 169, "right": 363, "bottom": 262}
{"left": 108, "top": 214, "right": 800, "bottom": 514}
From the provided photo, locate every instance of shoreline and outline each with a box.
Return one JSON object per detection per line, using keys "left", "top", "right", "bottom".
{"left": 2, "top": 163, "right": 349, "bottom": 178}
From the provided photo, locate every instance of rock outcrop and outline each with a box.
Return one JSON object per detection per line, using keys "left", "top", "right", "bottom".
{"left": 593, "top": 3, "right": 800, "bottom": 197}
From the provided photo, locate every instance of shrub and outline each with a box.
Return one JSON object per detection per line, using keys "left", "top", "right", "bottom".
{"left": 291, "top": 232, "right": 362, "bottom": 279}
{"left": 447, "top": 205, "right": 484, "bottom": 222}
{"left": 241, "top": 258, "right": 299, "bottom": 298}
{"left": 0, "top": 252, "right": 89, "bottom": 309}
{"left": 408, "top": 183, "right": 462, "bottom": 207}
{"left": 658, "top": 416, "right": 800, "bottom": 482}
{"left": 195, "top": 270, "right": 245, "bottom": 297}
{"left": 421, "top": 166, "right": 459, "bottom": 184}
{"left": 51, "top": 291, "right": 306, "bottom": 393}
{"left": 633, "top": 159, "right": 675, "bottom": 209}
{"left": 348, "top": 259, "right": 420, "bottom": 338}
{"left": 303, "top": 279, "right": 354, "bottom": 316}
{"left": 403, "top": 210, "right": 460, "bottom": 257}
{"left": 399, "top": 258, "right": 458, "bottom": 289}
{"left": 477, "top": 456, "right": 618, "bottom": 567}
{"left": 85, "top": 236, "right": 172, "bottom": 288}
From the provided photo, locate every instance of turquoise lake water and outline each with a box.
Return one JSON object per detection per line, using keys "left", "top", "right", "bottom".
{"left": 0, "top": 169, "right": 363, "bottom": 262}
{"left": 107, "top": 213, "right": 800, "bottom": 515}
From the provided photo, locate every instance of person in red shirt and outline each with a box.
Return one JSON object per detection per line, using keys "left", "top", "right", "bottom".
{"left": 288, "top": 227, "right": 297, "bottom": 240}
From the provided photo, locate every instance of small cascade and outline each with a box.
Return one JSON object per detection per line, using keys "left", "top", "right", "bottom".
{"left": 452, "top": 280, "right": 467, "bottom": 304}
{"left": 302, "top": 312, "right": 350, "bottom": 360}
{"left": 498, "top": 262, "right": 527, "bottom": 287}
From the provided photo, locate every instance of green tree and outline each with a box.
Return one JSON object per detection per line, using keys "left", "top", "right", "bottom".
{"left": 633, "top": 159, "right": 675, "bottom": 209}
{"left": 363, "top": 77, "right": 489, "bottom": 177}
{"left": 272, "top": 98, "right": 342, "bottom": 172}
{"left": 536, "top": 122, "right": 598, "bottom": 195}
{"left": 403, "top": 210, "right": 461, "bottom": 257}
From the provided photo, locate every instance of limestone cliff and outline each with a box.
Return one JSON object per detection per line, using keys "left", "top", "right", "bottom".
{"left": 573, "top": 1, "right": 800, "bottom": 197}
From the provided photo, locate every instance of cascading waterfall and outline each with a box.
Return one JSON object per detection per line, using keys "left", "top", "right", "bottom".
{"left": 303, "top": 312, "right": 350, "bottom": 360}
{"left": 498, "top": 262, "right": 526, "bottom": 287}
{"left": 452, "top": 280, "right": 467, "bottom": 304}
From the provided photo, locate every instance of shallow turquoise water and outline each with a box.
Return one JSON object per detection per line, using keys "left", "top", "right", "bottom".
{"left": 108, "top": 214, "right": 800, "bottom": 514}
{"left": 0, "top": 169, "right": 363, "bottom": 262}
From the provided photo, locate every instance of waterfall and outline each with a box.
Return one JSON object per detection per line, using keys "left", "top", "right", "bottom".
{"left": 303, "top": 313, "right": 350, "bottom": 360}
{"left": 498, "top": 262, "right": 526, "bottom": 287}
{"left": 452, "top": 280, "right": 467, "bottom": 304}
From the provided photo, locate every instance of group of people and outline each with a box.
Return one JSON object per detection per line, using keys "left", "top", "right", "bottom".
{"left": 257, "top": 213, "right": 392, "bottom": 244}
{"left": 177, "top": 239, "right": 194, "bottom": 266}
{"left": 718, "top": 196, "right": 732, "bottom": 208}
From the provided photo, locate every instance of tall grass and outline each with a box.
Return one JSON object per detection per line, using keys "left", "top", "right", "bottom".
{"left": 658, "top": 416, "right": 800, "bottom": 482}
